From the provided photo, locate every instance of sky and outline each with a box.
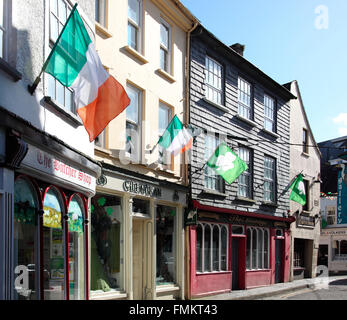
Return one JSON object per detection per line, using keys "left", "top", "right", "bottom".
{"left": 180, "top": 0, "right": 347, "bottom": 143}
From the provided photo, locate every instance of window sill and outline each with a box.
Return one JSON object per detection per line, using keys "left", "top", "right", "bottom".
{"left": 246, "top": 269, "right": 271, "bottom": 273}
{"left": 123, "top": 45, "right": 149, "bottom": 64}
{"left": 261, "top": 128, "right": 279, "bottom": 139}
{"left": 44, "top": 96, "right": 82, "bottom": 126}
{"left": 261, "top": 201, "right": 278, "bottom": 208}
{"left": 0, "top": 58, "right": 22, "bottom": 82}
{"left": 90, "top": 291, "right": 128, "bottom": 300}
{"left": 196, "top": 271, "right": 231, "bottom": 276}
{"left": 156, "top": 68, "right": 176, "bottom": 83}
{"left": 235, "top": 196, "right": 256, "bottom": 204}
{"left": 94, "top": 145, "right": 112, "bottom": 155}
{"left": 95, "top": 22, "right": 113, "bottom": 38}
{"left": 202, "top": 97, "right": 229, "bottom": 113}
{"left": 301, "top": 151, "right": 310, "bottom": 158}
{"left": 156, "top": 284, "right": 180, "bottom": 293}
{"left": 234, "top": 114, "right": 257, "bottom": 127}
{"left": 202, "top": 188, "right": 227, "bottom": 197}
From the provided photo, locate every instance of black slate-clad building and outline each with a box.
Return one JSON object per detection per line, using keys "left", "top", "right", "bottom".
{"left": 186, "top": 25, "right": 296, "bottom": 298}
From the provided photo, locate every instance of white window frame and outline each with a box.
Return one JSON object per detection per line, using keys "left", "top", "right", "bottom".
{"left": 95, "top": 0, "right": 107, "bottom": 27}
{"left": 196, "top": 222, "right": 229, "bottom": 273}
{"left": 159, "top": 18, "right": 171, "bottom": 73}
{"left": 204, "top": 134, "right": 224, "bottom": 193}
{"left": 158, "top": 102, "right": 172, "bottom": 167}
{"left": 246, "top": 227, "right": 269, "bottom": 270}
{"left": 264, "top": 94, "right": 275, "bottom": 132}
{"left": 205, "top": 56, "right": 223, "bottom": 105}
{"left": 264, "top": 156, "right": 276, "bottom": 203}
{"left": 125, "top": 84, "right": 142, "bottom": 162}
{"left": 238, "top": 146, "right": 252, "bottom": 198}
{"left": 238, "top": 77, "right": 252, "bottom": 120}
{"left": 128, "top": 0, "right": 142, "bottom": 52}
{"left": 0, "top": 0, "right": 8, "bottom": 60}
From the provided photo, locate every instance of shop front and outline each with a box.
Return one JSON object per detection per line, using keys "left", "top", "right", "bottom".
{"left": 89, "top": 163, "right": 187, "bottom": 300}
{"left": 0, "top": 129, "right": 99, "bottom": 300}
{"left": 187, "top": 200, "right": 294, "bottom": 298}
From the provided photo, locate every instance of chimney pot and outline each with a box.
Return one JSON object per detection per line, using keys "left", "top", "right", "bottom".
{"left": 230, "top": 43, "right": 245, "bottom": 56}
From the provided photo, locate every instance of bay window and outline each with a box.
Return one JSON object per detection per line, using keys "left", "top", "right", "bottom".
{"left": 246, "top": 227, "right": 269, "bottom": 270}
{"left": 196, "top": 222, "right": 229, "bottom": 273}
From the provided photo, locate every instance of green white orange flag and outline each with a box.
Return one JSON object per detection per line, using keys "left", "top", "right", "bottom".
{"left": 158, "top": 115, "right": 193, "bottom": 156}
{"left": 289, "top": 173, "right": 306, "bottom": 205}
{"left": 43, "top": 5, "right": 130, "bottom": 142}
{"left": 207, "top": 142, "right": 248, "bottom": 184}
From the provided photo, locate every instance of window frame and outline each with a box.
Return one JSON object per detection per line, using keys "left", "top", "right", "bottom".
{"left": 238, "top": 76, "right": 253, "bottom": 120}
{"left": 95, "top": 0, "right": 107, "bottom": 28}
{"left": 196, "top": 222, "right": 229, "bottom": 274}
{"left": 246, "top": 227, "right": 270, "bottom": 270}
{"left": 125, "top": 83, "right": 142, "bottom": 162}
{"left": 303, "top": 128, "right": 309, "bottom": 154}
{"left": 302, "top": 179, "right": 310, "bottom": 211}
{"left": 204, "top": 133, "right": 225, "bottom": 193}
{"left": 159, "top": 18, "right": 172, "bottom": 74}
{"left": 158, "top": 101, "right": 173, "bottom": 169}
{"left": 237, "top": 146, "right": 253, "bottom": 199}
{"left": 263, "top": 155, "right": 276, "bottom": 203}
{"left": 204, "top": 56, "right": 223, "bottom": 105}
{"left": 264, "top": 94, "right": 276, "bottom": 132}
{"left": 128, "top": 0, "right": 143, "bottom": 53}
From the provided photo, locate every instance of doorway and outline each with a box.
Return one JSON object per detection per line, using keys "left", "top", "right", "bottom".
{"left": 132, "top": 220, "right": 144, "bottom": 299}
{"left": 275, "top": 239, "right": 283, "bottom": 283}
{"left": 231, "top": 238, "right": 239, "bottom": 290}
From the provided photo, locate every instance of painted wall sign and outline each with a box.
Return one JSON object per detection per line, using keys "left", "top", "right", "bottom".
{"left": 337, "top": 168, "right": 347, "bottom": 225}
{"left": 21, "top": 144, "right": 95, "bottom": 192}
{"left": 123, "top": 180, "right": 162, "bottom": 198}
{"left": 297, "top": 214, "right": 315, "bottom": 228}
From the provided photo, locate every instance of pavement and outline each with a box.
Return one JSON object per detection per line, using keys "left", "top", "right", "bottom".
{"left": 194, "top": 274, "right": 347, "bottom": 300}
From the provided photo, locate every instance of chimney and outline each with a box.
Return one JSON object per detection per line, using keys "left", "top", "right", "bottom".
{"left": 230, "top": 43, "right": 245, "bottom": 56}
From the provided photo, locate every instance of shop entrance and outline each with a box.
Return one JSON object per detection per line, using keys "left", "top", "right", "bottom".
{"left": 231, "top": 238, "right": 239, "bottom": 290}
{"left": 132, "top": 219, "right": 144, "bottom": 299}
{"left": 275, "top": 239, "right": 283, "bottom": 283}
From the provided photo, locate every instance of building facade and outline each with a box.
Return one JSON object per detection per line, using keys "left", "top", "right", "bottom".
{"left": 91, "top": 0, "right": 197, "bottom": 300}
{"left": 187, "top": 25, "right": 296, "bottom": 298}
{"left": 0, "top": 0, "right": 100, "bottom": 300}
{"left": 284, "top": 81, "right": 321, "bottom": 281}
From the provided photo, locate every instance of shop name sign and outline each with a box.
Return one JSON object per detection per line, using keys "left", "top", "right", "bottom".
{"left": 297, "top": 214, "right": 315, "bottom": 228}
{"left": 123, "top": 180, "right": 162, "bottom": 197}
{"left": 321, "top": 229, "right": 347, "bottom": 236}
{"left": 22, "top": 145, "right": 95, "bottom": 191}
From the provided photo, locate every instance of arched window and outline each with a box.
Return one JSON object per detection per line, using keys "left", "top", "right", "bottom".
{"left": 204, "top": 224, "right": 211, "bottom": 272}
{"left": 43, "top": 187, "right": 65, "bottom": 300}
{"left": 14, "top": 177, "right": 40, "bottom": 300}
{"left": 221, "top": 226, "right": 228, "bottom": 271}
{"left": 196, "top": 224, "right": 203, "bottom": 272}
{"left": 257, "top": 229, "right": 263, "bottom": 269}
{"left": 68, "top": 194, "right": 85, "bottom": 300}
{"left": 252, "top": 229, "right": 257, "bottom": 269}
{"left": 212, "top": 225, "right": 220, "bottom": 271}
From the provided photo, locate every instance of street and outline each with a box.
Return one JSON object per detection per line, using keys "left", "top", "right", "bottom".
{"left": 260, "top": 278, "right": 347, "bottom": 300}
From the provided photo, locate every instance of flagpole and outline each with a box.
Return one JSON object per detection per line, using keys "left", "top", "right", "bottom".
{"left": 28, "top": 3, "right": 78, "bottom": 95}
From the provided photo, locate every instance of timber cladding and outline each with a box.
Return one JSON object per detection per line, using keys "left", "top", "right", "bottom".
{"left": 189, "top": 27, "right": 291, "bottom": 218}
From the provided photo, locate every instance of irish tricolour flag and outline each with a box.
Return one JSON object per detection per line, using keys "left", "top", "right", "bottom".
{"left": 158, "top": 115, "right": 193, "bottom": 155}
{"left": 43, "top": 5, "right": 130, "bottom": 142}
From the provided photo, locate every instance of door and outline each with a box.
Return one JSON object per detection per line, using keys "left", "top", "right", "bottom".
{"left": 132, "top": 220, "right": 144, "bottom": 299}
{"left": 231, "top": 238, "right": 239, "bottom": 290}
{"left": 275, "top": 240, "right": 283, "bottom": 283}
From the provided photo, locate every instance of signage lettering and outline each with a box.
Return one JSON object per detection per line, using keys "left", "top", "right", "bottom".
{"left": 123, "top": 180, "right": 162, "bottom": 198}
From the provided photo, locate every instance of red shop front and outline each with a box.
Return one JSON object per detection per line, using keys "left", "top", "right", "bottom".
{"left": 188, "top": 201, "right": 295, "bottom": 299}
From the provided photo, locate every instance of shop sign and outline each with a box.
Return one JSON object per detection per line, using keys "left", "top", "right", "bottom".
{"left": 123, "top": 180, "right": 162, "bottom": 198}
{"left": 297, "top": 214, "right": 315, "bottom": 228}
{"left": 321, "top": 229, "right": 347, "bottom": 236}
{"left": 337, "top": 168, "right": 347, "bottom": 225}
{"left": 21, "top": 145, "right": 95, "bottom": 191}
{"left": 185, "top": 208, "right": 197, "bottom": 226}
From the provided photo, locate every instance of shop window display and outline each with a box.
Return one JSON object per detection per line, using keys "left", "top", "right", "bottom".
{"left": 156, "top": 205, "right": 176, "bottom": 285}
{"left": 14, "top": 177, "right": 39, "bottom": 300}
{"left": 91, "top": 194, "right": 123, "bottom": 292}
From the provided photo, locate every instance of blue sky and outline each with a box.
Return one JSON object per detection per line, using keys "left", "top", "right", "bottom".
{"left": 180, "top": 0, "right": 347, "bottom": 143}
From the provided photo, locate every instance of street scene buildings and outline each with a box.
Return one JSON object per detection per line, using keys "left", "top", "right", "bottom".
{"left": 0, "top": 0, "right": 346, "bottom": 300}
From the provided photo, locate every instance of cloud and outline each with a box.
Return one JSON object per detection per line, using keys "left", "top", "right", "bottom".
{"left": 333, "top": 113, "right": 347, "bottom": 136}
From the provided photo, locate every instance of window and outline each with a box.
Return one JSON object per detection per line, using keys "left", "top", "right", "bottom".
{"left": 158, "top": 102, "right": 172, "bottom": 166}
{"left": 47, "top": 0, "right": 74, "bottom": 112}
{"left": 0, "top": 0, "right": 7, "bottom": 60}
{"left": 205, "top": 56, "right": 222, "bottom": 105}
{"left": 95, "top": 129, "right": 106, "bottom": 149}
{"left": 326, "top": 206, "right": 336, "bottom": 225}
{"left": 238, "top": 77, "right": 252, "bottom": 120}
{"left": 204, "top": 134, "right": 224, "bottom": 193}
{"left": 13, "top": 177, "right": 40, "bottom": 300}
{"left": 246, "top": 227, "right": 269, "bottom": 270}
{"left": 160, "top": 19, "right": 171, "bottom": 73}
{"left": 264, "top": 156, "right": 276, "bottom": 203}
{"left": 264, "top": 94, "right": 275, "bottom": 132}
{"left": 238, "top": 147, "right": 252, "bottom": 198}
{"left": 128, "top": 0, "right": 142, "bottom": 52}
{"left": 303, "top": 179, "right": 310, "bottom": 211}
{"left": 196, "top": 223, "right": 229, "bottom": 273}
{"left": 126, "top": 84, "right": 142, "bottom": 161}
{"left": 303, "top": 129, "right": 308, "bottom": 154}
{"left": 91, "top": 194, "right": 123, "bottom": 292}
{"left": 95, "top": 0, "right": 107, "bottom": 27}
{"left": 156, "top": 205, "right": 176, "bottom": 285}
{"left": 333, "top": 240, "right": 347, "bottom": 261}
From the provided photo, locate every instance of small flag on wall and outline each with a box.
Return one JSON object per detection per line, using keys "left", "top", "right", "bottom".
{"left": 289, "top": 173, "right": 306, "bottom": 205}
{"left": 206, "top": 142, "right": 248, "bottom": 184}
